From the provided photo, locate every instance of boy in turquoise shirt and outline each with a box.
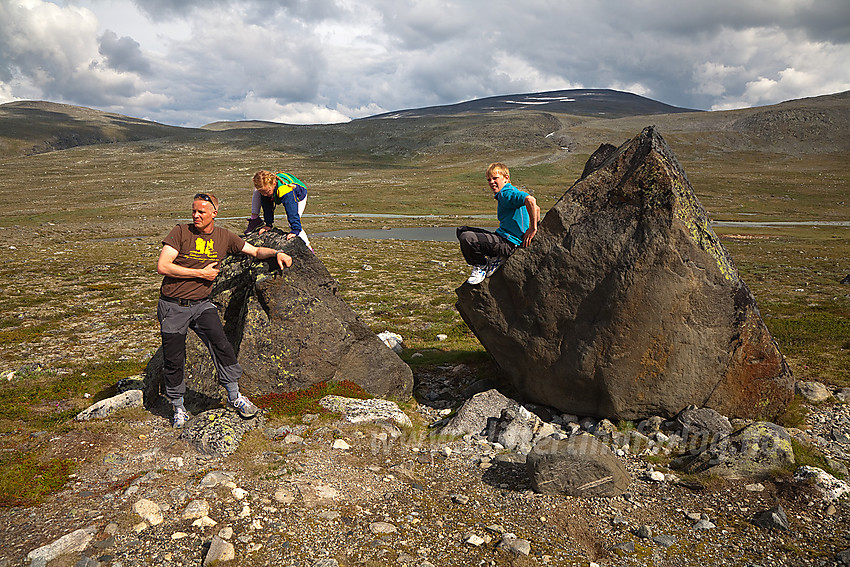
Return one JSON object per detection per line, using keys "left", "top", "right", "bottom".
{"left": 457, "top": 163, "right": 540, "bottom": 284}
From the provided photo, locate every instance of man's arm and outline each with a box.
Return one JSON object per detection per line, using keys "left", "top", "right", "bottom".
{"left": 157, "top": 244, "right": 219, "bottom": 280}
{"left": 241, "top": 242, "right": 293, "bottom": 269}
{"left": 521, "top": 195, "right": 541, "bottom": 248}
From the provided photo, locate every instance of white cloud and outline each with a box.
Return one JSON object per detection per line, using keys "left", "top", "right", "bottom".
{"left": 0, "top": 0, "right": 848, "bottom": 126}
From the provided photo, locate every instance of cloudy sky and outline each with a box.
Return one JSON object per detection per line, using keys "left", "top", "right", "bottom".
{"left": 1, "top": 0, "right": 849, "bottom": 127}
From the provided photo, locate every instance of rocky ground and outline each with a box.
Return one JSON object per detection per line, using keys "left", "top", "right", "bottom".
{"left": 1, "top": 364, "right": 848, "bottom": 567}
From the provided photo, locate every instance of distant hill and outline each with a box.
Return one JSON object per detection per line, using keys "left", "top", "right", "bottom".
{"left": 366, "top": 89, "right": 701, "bottom": 120}
{"left": 0, "top": 100, "right": 190, "bottom": 158}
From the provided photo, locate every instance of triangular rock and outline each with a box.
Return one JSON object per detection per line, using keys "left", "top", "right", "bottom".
{"left": 456, "top": 126, "right": 793, "bottom": 420}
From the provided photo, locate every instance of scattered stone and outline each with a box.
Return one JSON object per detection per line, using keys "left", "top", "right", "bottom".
{"left": 440, "top": 388, "right": 515, "bottom": 437}
{"left": 794, "top": 466, "right": 850, "bottom": 501}
{"left": 796, "top": 380, "right": 833, "bottom": 403}
{"left": 753, "top": 504, "right": 790, "bottom": 530}
{"left": 648, "top": 471, "right": 665, "bottom": 482}
{"left": 377, "top": 331, "right": 404, "bottom": 353}
{"left": 676, "top": 406, "right": 733, "bottom": 443}
{"left": 451, "top": 494, "right": 470, "bottom": 505}
{"left": 193, "top": 516, "right": 217, "bottom": 528}
{"left": 26, "top": 526, "right": 98, "bottom": 565}
{"left": 199, "top": 471, "right": 235, "bottom": 488}
{"left": 836, "top": 388, "right": 850, "bottom": 403}
{"left": 319, "top": 395, "right": 412, "bottom": 428}
{"left": 332, "top": 439, "right": 351, "bottom": 450}
{"left": 232, "top": 487, "right": 247, "bottom": 500}
{"left": 527, "top": 434, "right": 630, "bottom": 497}
{"left": 488, "top": 404, "right": 554, "bottom": 454}
{"left": 181, "top": 499, "right": 210, "bottom": 520}
{"left": 498, "top": 533, "right": 531, "bottom": 556}
{"left": 203, "top": 535, "right": 235, "bottom": 566}
{"left": 653, "top": 534, "right": 677, "bottom": 548}
{"left": 368, "top": 522, "right": 397, "bottom": 534}
{"left": 455, "top": 126, "right": 793, "bottom": 420}
{"left": 464, "top": 534, "right": 485, "bottom": 546}
{"left": 636, "top": 525, "right": 653, "bottom": 538}
{"left": 745, "top": 483, "right": 765, "bottom": 492}
{"left": 611, "top": 541, "right": 635, "bottom": 553}
{"left": 75, "top": 390, "right": 143, "bottom": 421}
{"left": 693, "top": 519, "right": 716, "bottom": 530}
{"left": 133, "top": 499, "right": 163, "bottom": 526}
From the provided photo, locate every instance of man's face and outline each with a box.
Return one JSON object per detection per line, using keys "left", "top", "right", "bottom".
{"left": 192, "top": 199, "right": 217, "bottom": 232}
{"left": 487, "top": 172, "right": 508, "bottom": 193}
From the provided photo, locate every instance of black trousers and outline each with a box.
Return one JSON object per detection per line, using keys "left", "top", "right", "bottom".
{"left": 457, "top": 226, "right": 516, "bottom": 266}
{"left": 157, "top": 298, "right": 242, "bottom": 401}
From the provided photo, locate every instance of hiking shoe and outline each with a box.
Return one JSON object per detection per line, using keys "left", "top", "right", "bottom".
{"left": 227, "top": 394, "right": 259, "bottom": 418}
{"left": 244, "top": 217, "right": 264, "bottom": 234}
{"left": 467, "top": 265, "right": 487, "bottom": 285}
{"left": 172, "top": 406, "right": 190, "bottom": 429}
{"left": 485, "top": 256, "right": 503, "bottom": 277}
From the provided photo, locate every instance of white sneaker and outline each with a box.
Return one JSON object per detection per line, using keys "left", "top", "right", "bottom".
{"left": 485, "top": 256, "right": 503, "bottom": 277}
{"left": 227, "top": 394, "right": 259, "bottom": 418}
{"left": 172, "top": 406, "right": 190, "bottom": 428}
{"left": 467, "top": 265, "right": 487, "bottom": 285}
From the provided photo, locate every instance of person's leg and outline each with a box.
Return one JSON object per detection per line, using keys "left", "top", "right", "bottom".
{"left": 190, "top": 303, "right": 258, "bottom": 417}
{"left": 250, "top": 190, "right": 262, "bottom": 218}
{"left": 296, "top": 196, "right": 312, "bottom": 250}
{"left": 457, "top": 226, "right": 504, "bottom": 266}
{"left": 158, "top": 299, "right": 194, "bottom": 402}
{"left": 260, "top": 194, "right": 276, "bottom": 228}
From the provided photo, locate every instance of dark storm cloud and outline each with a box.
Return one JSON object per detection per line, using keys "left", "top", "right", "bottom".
{"left": 99, "top": 31, "right": 152, "bottom": 75}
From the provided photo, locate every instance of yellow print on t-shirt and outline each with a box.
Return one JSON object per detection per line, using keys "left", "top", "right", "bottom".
{"left": 188, "top": 237, "right": 217, "bottom": 260}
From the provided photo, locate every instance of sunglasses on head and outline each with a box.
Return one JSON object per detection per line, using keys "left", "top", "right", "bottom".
{"left": 194, "top": 193, "right": 217, "bottom": 211}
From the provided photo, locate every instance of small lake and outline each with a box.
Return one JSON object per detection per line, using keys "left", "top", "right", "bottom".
{"left": 312, "top": 221, "right": 850, "bottom": 242}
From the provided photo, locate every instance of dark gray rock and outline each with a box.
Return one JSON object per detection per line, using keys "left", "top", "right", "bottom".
{"left": 753, "top": 504, "right": 790, "bottom": 530}
{"left": 440, "top": 388, "right": 516, "bottom": 437}
{"left": 526, "top": 434, "right": 630, "bottom": 497}
{"left": 840, "top": 274, "right": 850, "bottom": 284}
{"left": 455, "top": 126, "right": 793, "bottom": 420}
{"left": 676, "top": 406, "right": 733, "bottom": 452}
{"left": 144, "top": 232, "right": 413, "bottom": 413}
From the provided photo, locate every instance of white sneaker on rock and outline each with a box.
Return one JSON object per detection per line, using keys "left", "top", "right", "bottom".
{"left": 172, "top": 406, "right": 190, "bottom": 428}
{"left": 485, "top": 256, "right": 503, "bottom": 277}
{"left": 227, "top": 394, "right": 259, "bottom": 418}
{"left": 467, "top": 265, "right": 487, "bottom": 285}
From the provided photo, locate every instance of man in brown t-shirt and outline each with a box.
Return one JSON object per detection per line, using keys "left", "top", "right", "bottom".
{"left": 156, "top": 192, "right": 293, "bottom": 428}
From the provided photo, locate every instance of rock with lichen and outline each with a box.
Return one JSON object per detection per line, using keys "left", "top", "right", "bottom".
{"left": 456, "top": 126, "right": 793, "bottom": 420}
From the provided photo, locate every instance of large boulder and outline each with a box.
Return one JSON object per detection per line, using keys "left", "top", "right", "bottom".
{"left": 145, "top": 231, "right": 413, "bottom": 412}
{"left": 456, "top": 126, "right": 793, "bottom": 420}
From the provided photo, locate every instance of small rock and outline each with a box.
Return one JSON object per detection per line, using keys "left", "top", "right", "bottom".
{"left": 181, "top": 499, "right": 210, "bottom": 520}
{"left": 498, "top": 533, "right": 531, "bottom": 556}
{"left": 451, "top": 494, "right": 470, "bottom": 505}
{"left": 693, "top": 519, "right": 716, "bottom": 530}
{"left": 745, "top": 483, "right": 765, "bottom": 492}
{"left": 133, "top": 499, "right": 163, "bottom": 526}
{"left": 464, "top": 534, "right": 485, "bottom": 546}
{"left": 795, "top": 380, "right": 833, "bottom": 403}
{"left": 232, "top": 487, "right": 248, "bottom": 500}
{"left": 648, "top": 471, "right": 665, "bottom": 482}
{"left": 653, "top": 534, "right": 677, "bottom": 548}
{"left": 369, "top": 522, "right": 397, "bottom": 534}
{"left": 636, "top": 525, "right": 653, "bottom": 538}
{"left": 753, "top": 504, "right": 790, "bottom": 530}
{"left": 332, "top": 439, "right": 351, "bottom": 450}
{"left": 204, "top": 536, "right": 235, "bottom": 566}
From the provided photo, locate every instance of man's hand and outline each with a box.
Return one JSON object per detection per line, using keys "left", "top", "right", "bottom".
{"left": 199, "top": 262, "right": 220, "bottom": 280}
{"left": 285, "top": 232, "right": 297, "bottom": 241}
{"left": 276, "top": 251, "right": 293, "bottom": 269}
{"left": 258, "top": 226, "right": 272, "bottom": 235}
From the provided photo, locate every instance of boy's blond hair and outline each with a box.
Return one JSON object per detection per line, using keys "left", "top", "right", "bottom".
{"left": 485, "top": 162, "right": 510, "bottom": 180}
{"left": 253, "top": 170, "right": 276, "bottom": 190}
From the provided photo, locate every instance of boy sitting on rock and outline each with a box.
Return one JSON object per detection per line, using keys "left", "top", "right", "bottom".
{"left": 457, "top": 163, "right": 540, "bottom": 284}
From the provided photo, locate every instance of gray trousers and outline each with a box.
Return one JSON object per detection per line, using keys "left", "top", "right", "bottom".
{"left": 157, "top": 298, "right": 242, "bottom": 401}
{"left": 457, "top": 226, "right": 517, "bottom": 266}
